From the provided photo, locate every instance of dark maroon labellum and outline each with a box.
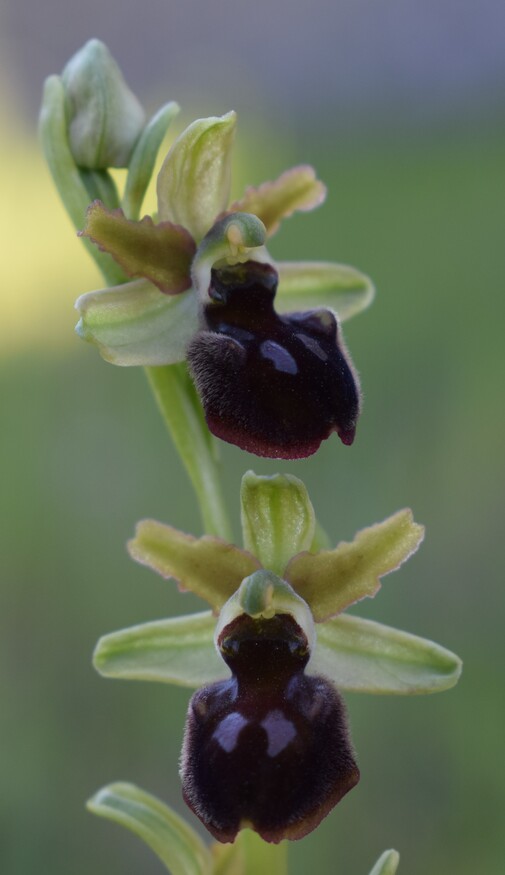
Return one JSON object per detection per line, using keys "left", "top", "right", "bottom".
{"left": 187, "top": 261, "right": 360, "bottom": 459}
{"left": 181, "top": 613, "right": 359, "bottom": 843}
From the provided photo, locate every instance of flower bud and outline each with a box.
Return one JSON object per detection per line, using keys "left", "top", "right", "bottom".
{"left": 181, "top": 611, "right": 359, "bottom": 843}
{"left": 62, "top": 39, "right": 145, "bottom": 168}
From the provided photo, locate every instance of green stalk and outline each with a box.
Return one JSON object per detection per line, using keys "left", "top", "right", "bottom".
{"left": 238, "top": 830, "right": 288, "bottom": 875}
{"left": 145, "top": 363, "right": 232, "bottom": 540}
{"left": 40, "top": 73, "right": 232, "bottom": 539}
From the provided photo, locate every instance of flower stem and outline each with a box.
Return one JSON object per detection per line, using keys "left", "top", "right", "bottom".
{"left": 40, "top": 76, "right": 232, "bottom": 540}
{"left": 238, "top": 830, "right": 288, "bottom": 875}
{"left": 145, "top": 363, "right": 232, "bottom": 540}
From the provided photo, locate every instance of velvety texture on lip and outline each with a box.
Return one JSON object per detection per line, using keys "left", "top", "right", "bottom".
{"left": 181, "top": 613, "right": 359, "bottom": 843}
{"left": 187, "top": 261, "right": 360, "bottom": 459}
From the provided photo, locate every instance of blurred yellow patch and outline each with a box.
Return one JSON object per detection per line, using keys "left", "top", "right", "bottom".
{"left": 0, "top": 122, "right": 102, "bottom": 358}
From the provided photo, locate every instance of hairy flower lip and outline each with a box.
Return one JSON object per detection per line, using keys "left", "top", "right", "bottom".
{"left": 73, "top": 110, "right": 372, "bottom": 460}
{"left": 204, "top": 414, "right": 332, "bottom": 460}
{"left": 187, "top": 260, "right": 361, "bottom": 459}
{"left": 181, "top": 611, "right": 360, "bottom": 844}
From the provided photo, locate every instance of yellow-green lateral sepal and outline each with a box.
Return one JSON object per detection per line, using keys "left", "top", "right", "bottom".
{"left": 240, "top": 472, "right": 315, "bottom": 577}
{"left": 285, "top": 509, "right": 425, "bottom": 621}
{"left": 87, "top": 783, "right": 212, "bottom": 875}
{"left": 309, "top": 614, "right": 462, "bottom": 694}
{"left": 276, "top": 261, "right": 375, "bottom": 321}
{"left": 93, "top": 610, "right": 228, "bottom": 686}
{"left": 75, "top": 279, "right": 199, "bottom": 366}
{"left": 157, "top": 112, "right": 236, "bottom": 241}
{"left": 229, "top": 165, "right": 326, "bottom": 237}
{"left": 128, "top": 520, "right": 261, "bottom": 609}
{"left": 368, "top": 850, "right": 400, "bottom": 875}
{"left": 80, "top": 201, "right": 195, "bottom": 293}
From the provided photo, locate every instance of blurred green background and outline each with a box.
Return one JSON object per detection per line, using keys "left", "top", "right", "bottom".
{"left": 1, "top": 3, "right": 505, "bottom": 874}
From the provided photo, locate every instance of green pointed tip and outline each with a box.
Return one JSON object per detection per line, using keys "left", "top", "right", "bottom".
{"left": 369, "top": 849, "right": 400, "bottom": 875}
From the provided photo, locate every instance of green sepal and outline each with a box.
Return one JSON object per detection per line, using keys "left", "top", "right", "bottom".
{"left": 240, "top": 472, "right": 315, "bottom": 577}
{"left": 157, "top": 112, "right": 236, "bottom": 241}
{"left": 368, "top": 850, "right": 400, "bottom": 875}
{"left": 229, "top": 165, "right": 326, "bottom": 237}
{"left": 215, "top": 570, "right": 315, "bottom": 652}
{"left": 93, "top": 610, "right": 228, "bottom": 687}
{"left": 309, "top": 613, "right": 462, "bottom": 694}
{"left": 276, "top": 261, "right": 375, "bottom": 322}
{"left": 123, "top": 101, "right": 180, "bottom": 220}
{"left": 80, "top": 201, "right": 195, "bottom": 293}
{"left": 61, "top": 39, "right": 145, "bottom": 169}
{"left": 87, "top": 782, "right": 212, "bottom": 875}
{"left": 285, "top": 509, "right": 425, "bottom": 621}
{"left": 128, "top": 520, "right": 260, "bottom": 609}
{"left": 191, "top": 213, "right": 269, "bottom": 302}
{"left": 75, "top": 279, "right": 199, "bottom": 366}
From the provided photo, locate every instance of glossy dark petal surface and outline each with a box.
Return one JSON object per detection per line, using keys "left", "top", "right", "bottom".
{"left": 181, "top": 614, "right": 359, "bottom": 843}
{"left": 187, "top": 262, "right": 360, "bottom": 459}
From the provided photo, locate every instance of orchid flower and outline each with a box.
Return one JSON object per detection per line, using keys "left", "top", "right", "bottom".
{"left": 93, "top": 473, "right": 461, "bottom": 844}
{"left": 75, "top": 113, "right": 373, "bottom": 457}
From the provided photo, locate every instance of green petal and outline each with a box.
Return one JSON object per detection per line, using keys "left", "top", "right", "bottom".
{"left": 229, "top": 165, "right": 326, "bottom": 237}
{"left": 240, "top": 472, "right": 315, "bottom": 576}
{"left": 87, "top": 783, "right": 212, "bottom": 875}
{"left": 93, "top": 610, "right": 228, "bottom": 687}
{"left": 157, "top": 112, "right": 236, "bottom": 241}
{"left": 276, "top": 261, "right": 375, "bottom": 321}
{"left": 123, "top": 101, "right": 180, "bottom": 220}
{"left": 75, "top": 279, "right": 199, "bottom": 366}
{"left": 80, "top": 201, "right": 195, "bottom": 293}
{"left": 128, "top": 520, "right": 261, "bottom": 609}
{"left": 310, "top": 614, "right": 462, "bottom": 694}
{"left": 368, "top": 850, "right": 400, "bottom": 875}
{"left": 285, "top": 510, "right": 425, "bottom": 621}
